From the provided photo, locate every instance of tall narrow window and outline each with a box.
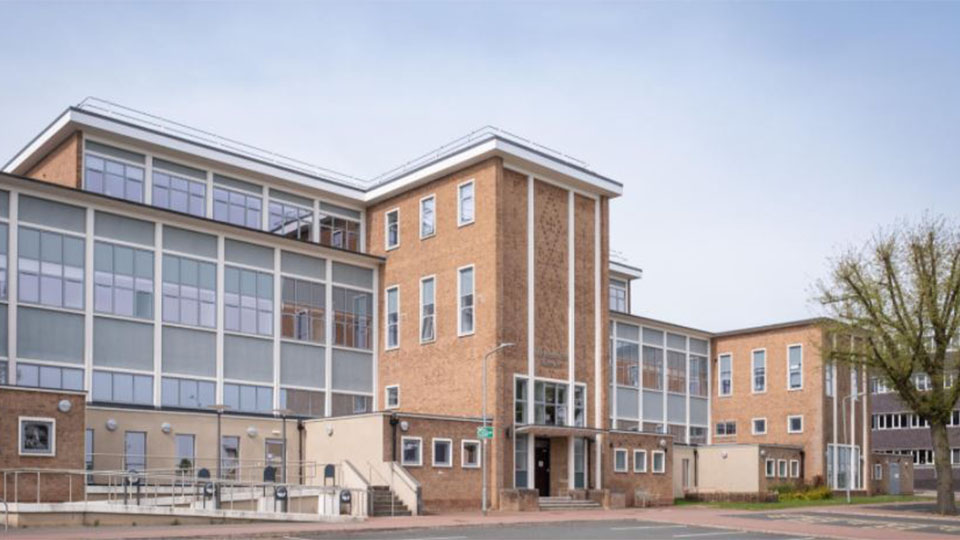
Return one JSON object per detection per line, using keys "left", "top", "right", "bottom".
{"left": 124, "top": 431, "right": 147, "bottom": 472}
{"left": 385, "top": 286, "right": 399, "bottom": 349}
{"left": 458, "top": 266, "right": 474, "bottom": 335}
{"left": 420, "top": 277, "right": 435, "bottom": 343}
{"left": 718, "top": 354, "right": 732, "bottom": 396}
{"left": 788, "top": 344, "right": 803, "bottom": 389}
{"left": 458, "top": 181, "right": 475, "bottom": 225}
{"left": 642, "top": 346, "right": 663, "bottom": 390}
{"left": 752, "top": 349, "right": 766, "bottom": 393}
{"left": 220, "top": 436, "right": 240, "bottom": 480}
{"left": 224, "top": 267, "right": 273, "bottom": 336}
{"left": 175, "top": 434, "right": 195, "bottom": 472}
{"left": 281, "top": 277, "right": 324, "bottom": 343}
{"left": 825, "top": 362, "right": 835, "bottom": 397}
{"left": 332, "top": 287, "right": 372, "bottom": 349}
{"left": 385, "top": 209, "right": 399, "bottom": 250}
{"left": 94, "top": 242, "right": 153, "bottom": 319}
{"left": 18, "top": 228, "right": 84, "bottom": 309}
{"left": 420, "top": 196, "right": 436, "bottom": 238}
{"left": 515, "top": 377, "right": 528, "bottom": 424}
{"left": 0, "top": 222, "right": 9, "bottom": 300}
{"left": 609, "top": 278, "right": 628, "bottom": 312}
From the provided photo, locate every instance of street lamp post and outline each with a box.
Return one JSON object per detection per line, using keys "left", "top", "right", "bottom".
{"left": 207, "top": 404, "right": 231, "bottom": 508}
{"left": 482, "top": 342, "right": 515, "bottom": 516}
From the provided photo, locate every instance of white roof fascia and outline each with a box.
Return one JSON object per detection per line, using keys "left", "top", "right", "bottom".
{"left": 2, "top": 110, "right": 72, "bottom": 174}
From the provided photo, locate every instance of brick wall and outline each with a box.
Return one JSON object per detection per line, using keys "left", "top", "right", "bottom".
{"left": 0, "top": 387, "right": 86, "bottom": 502}
{"left": 25, "top": 131, "right": 82, "bottom": 188}
{"left": 604, "top": 432, "right": 673, "bottom": 506}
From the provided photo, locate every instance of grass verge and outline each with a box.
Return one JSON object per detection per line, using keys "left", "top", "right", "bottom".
{"left": 673, "top": 494, "right": 928, "bottom": 511}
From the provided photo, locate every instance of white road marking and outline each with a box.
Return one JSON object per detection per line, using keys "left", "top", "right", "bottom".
{"left": 610, "top": 525, "right": 687, "bottom": 530}
{"left": 396, "top": 536, "right": 468, "bottom": 540}
{"left": 673, "top": 532, "right": 744, "bottom": 538}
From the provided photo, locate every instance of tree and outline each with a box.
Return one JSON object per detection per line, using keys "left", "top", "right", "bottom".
{"left": 818, "top": 214, "right": 960, "bottom": 515}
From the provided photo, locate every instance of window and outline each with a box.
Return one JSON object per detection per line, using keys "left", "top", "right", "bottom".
{"left": 615, "top": 339, "right": 640, "bottom": 387}
{"left": 224, "top": 266, "right": 273, "bottom": 336}
{"left": 280, "top": 388, "right": 325, "bottom": 417}
{"left": 92, "top": 371, "right": 153, "bottom": 405}
{"left": 432, "top": 438, "right": 453, "bottom": 467}
{"left": 874, "top": 463, "right": 883, "bottom": 480}
{"left": 153, "top": 171, "right": 205, "bottom": 217}
{"left": 515, "top": 378, "right": 528, "bottom": 424}
{"left": 534, "top": 381, "right": 568, "bottom": 426}
{"left": 213, "top": 186, "right": 262, "bottom": 229}
{"left": 825, "top": 362, "right": 835, "bottom": 397}
{"left": 462, "top": 440, "right": 480, "bottom": 468}
{"left": 778, "top": 459, "right": 787, "bottom": 478}
{"left": 790, "top": 459, "right": 800, "bottom": 478}
{"left": 633, "top": 449, "right": 647, "bottom": 473}
{"left": 319, "top": 214, "right": 360, "bottom": 251}
{"left": 385, "top": 209, "right": 399, "bottom": 250}
{"left": 458, "top": 266, "right": 474, "bottom": 335}
{"left": 162, "top": 255, "right": 216, "bottom": 328}
{"left": 718, "top": 354, "right": 732, "bottom": 396}
{"left": 420, "top": 277, "right": 435, "bottom": 343}
{"left": 788, "top": 344, "right": 802, "bottom": 389}
{"left": 85, "top": 153, "right": 144, "bottom": 203}
{"left": 614, "top": 448, "right": 628, "bottom": 472}
{"left": 220, "top": 436, "right": 240, "bottom": 480}
{"left": 515, "top": 434, "right": 528, "bottom": 487}
{"left": 458, "top": 180, "right": 475, "bottom": 225}
{"left": 85, "top": 429, "right": 94, "bottom": 480}
{"left": 352, "top": 395, "right": 372, "bottom": 414}
{"left": 574, "top": 385, "right": 586, "bottom": 427}
{"left": 574, "top": 438, "right": 586, "bottom": 488}
{"left": 642, "top": 346, "right": 663, "bottom": 390}
{"left": 788, "top": 415, "right": 803, "bottom": 434}
{"left": 667, "top": 350, "right": 686, "bottom": 393}
{"left": 715, "top": 421, "right": 736, "bottom": 436}
{"left": 19, "top": 417, "right": 55, "bottom": 456}
{"left": 610, "top": 279, "right": 628, "bottom": 312}
{"left": 18, "top": 227, "right": 84, "bottom": 309}
{"left": 765, "top": 459, "right": 775, "bottom": 478}
{"left": 420, "top": 195, "right": 436, "bottom": 238}
{"left": 16, "top": 363, "right": 83, "bottom": 391}
{"left": 269, "top": 200, "right": 313, "bottom": 241}
{"left": 689, "top": 355, "right": 708, "bottom": 397}
{"left": 752, "top": 418, "right": 767, "bottom": 435}
{"left": 652, "top": 450, "right": 666, "bottom": 474}
{"left": 385, "top": 286, "right": 399, "bottom": 349}
{"left": 401, "top": 437, "right": 422, "bottom": 466}
{"left": 332, "top": 287, "right": 372, "bottom": 349}
{"left": 161, "top": 377, "right": 215, "bottom": 409}
{"left": 281, "top": 277, "right": 325, "bottom": 343}
{"left": 385, "top": 385, "right": 399, "bottom": 409}
{"left": 223, "top": 382, "right": 273, "bottom": 413}
{"left": 0, "top": 222, "right": 9, "bottom": 300}
{"left": 124, "top": 431, "right": 147, "bottom": 472}
{"left": 175, "top": 434, "right": 195, "bottom": 472}
{"left": 94, "top": 242, "right": 153, "bottom": 319}
{"left": 752, "top": 349, "right": 766, "bottom": 393}
{"left": 914, "top": 372, "right": 931, "bottom": 391}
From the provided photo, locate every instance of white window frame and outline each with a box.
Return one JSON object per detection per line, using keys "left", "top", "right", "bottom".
{"left": 385, "top": 285, "right": 400, "bottom": 350}
{"left": 790, "top": 459, "right": 800, "bottom": 478}
{"left": 400, "top": 436, "right": 423, "bottom": 467}
{"left": 385, "top": 208, "right": 400, "bottom": 251}
{"left": 787, "top": 415, "right": 804, "bottom": 434}
{"left": 419, "top": 275, "right": 436, "bottom": 344}
{"left": 457, "top": 179, "right": 475, "bottom": 227}
{"left": 874, "top": 463, "right": 883, "bottom": 480}
{"left": 385, "top": 385, "right": 400, "bottom": 409}
{"left": 787, "top": 343, "right": 803, "bottom": 390}
{"left": 19, "top": 416, "right": 56, "bottom": 457}
{"left": 461, "top": 439, "right": 481, "bottom": 469}
{"left": 752, "top": 417, "right": 767, "bottom": 435}
{"left": 825, "top": 361, "right": 835, "bottom": 397}
{"left": 778, "top": 459, "right": 787, "bottom": 478}
{"left": 432, "top": 438, "right": 453, "bottom": 468}
{"left": 752, "top": 348, "right": 767, "bottom": 394}
{"left": 718, "top": 353, "right": 733, "bottom": 397}
{"left": 633, "top": 449, "right": 647, "bottom": 473}
{"left": 652, "top": 450, "right": 666, "bottom": 474}
{"left": 765, "top": 458, "right": 775, "bottom": 478}
{"left": 419, "top": 194, "right": 436, "bottom": 239}
{"left": 457, "top": 264, "right": 475, "bottom": 337}
{"left": 613, "top": 448, "right": 628, "bottom": 472}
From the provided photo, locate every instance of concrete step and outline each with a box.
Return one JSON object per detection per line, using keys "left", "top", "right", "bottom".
{"left": 539, "top": 496, "right": 602, "bottom": 511}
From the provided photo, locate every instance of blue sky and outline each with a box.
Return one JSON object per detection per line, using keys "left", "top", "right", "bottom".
{"left": 1, "top": 1, "right": 958, "bottom": 330}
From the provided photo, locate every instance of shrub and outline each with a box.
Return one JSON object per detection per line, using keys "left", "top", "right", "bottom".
{"left": 778, "top": 486, "right": 832, "bottom": 502}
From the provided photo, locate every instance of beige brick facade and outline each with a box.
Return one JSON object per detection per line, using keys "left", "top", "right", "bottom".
{"left": 25, "top": 131, "right": 82, "bottom": 188}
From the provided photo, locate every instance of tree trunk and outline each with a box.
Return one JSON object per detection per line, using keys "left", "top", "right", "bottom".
{"left": 931, "top": 420, "right": 957, "bottom": 515}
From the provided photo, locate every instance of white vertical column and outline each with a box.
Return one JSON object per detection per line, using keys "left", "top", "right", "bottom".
{"left": 861, "top": 367, "right": 868, "bottom": 489}
{"left": 153, "top": 224, "right": 163, "bottom": 406}
{"left": 261, "top": 186, "right": 269, "bottom": 232}
{"left": 272, "top": 248, "right": 281, "bottom": 410}
{"left": 324, "top": 259, "right": 333, "bottom": 417}
{"left": 144, "top": 157, "right": 154, "bottom": 206}
{"left": 526, "top": 175, "right": 536, "bottom": 488}
{"left": 205, "top": 171, "right": 214, "bottom": 219}
{"left": 662, "top": 344, "right": 668, "bottom": 433}
{"left": 371, "top": 264, "right": 379, "bottom": 412}
{"left": 312, "top": 200, "right": 321, "bottom": 244}
{"left": 567, "top": 190, "right": 575, "bottom": 492}
{"left": 706, "top": 341, "right": 713, "bottom": 445}
{"left": 83, "top": 208, "right": 94, "bottom": 402}
{"left": 6, "top": 192, "right": 17, "bottom": 386}
{"left": 593, "top": 196, "right": 602, "bottom": 489}
{"left": 831, "top": 360, "right": 838, "bottom": 488}
{"left": 685, "top": 340, "right": 691, "bottom": 444}
{"left": 215, "top": 236, "right": 225, "bottom": 404}
{"left": 359, "top": 209, "right": 367, "bottom": 253}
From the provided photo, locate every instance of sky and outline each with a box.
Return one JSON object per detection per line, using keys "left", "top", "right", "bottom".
{"left": 1, "top": 1, "right": 959, "bottom": 331}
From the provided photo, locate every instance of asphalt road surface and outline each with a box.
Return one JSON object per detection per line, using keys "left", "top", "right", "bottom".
{"left": 741, "top": 509, "right": 960, "bottom": 536}
{"left": 279, "top": 520, "right": 826, "bottom": 540}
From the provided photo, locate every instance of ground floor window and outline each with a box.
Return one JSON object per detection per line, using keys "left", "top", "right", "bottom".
{"left": 765, "top": 458, "right": 775, "bottom": 478}
{"left": 614, "top": 448, "right": 628, "bottom": 472}
{"left": 515, "top": 434, "right": 528, "bottom": 488}
{"left": 124, "top": 431, "right": 146, "bottom": 472}
{"left": 826, "top": 444, "right": 862, "bottom": 490}
{"left": 652, "top": 450, "right": 666, "bottom": 473}
{"left": 574, "top": 438, "right": 586, "bottom": 488}
{"left": 462, "top": 440, "right": 480, "bottom": 468}
{"left": 221, "top": 436, "right": 240, "bottom": 480}
{"left": 402, "top": 437, "right": 422, "bottom": 467}
{"left": 634, "top": 449, "right": 647, "bottom": 473}
{"left": 432, "top": 438, "right": 453, "bottom": 468}
{"left": 20, "top": 417, "right": 55, "bottom": 456}
{"left": 790, "top": 459, "right": 800, "bottom": 478}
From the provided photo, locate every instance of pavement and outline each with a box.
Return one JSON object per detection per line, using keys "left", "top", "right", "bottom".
{"left": 2, "top": 503, "right": 958, "bottom": 540}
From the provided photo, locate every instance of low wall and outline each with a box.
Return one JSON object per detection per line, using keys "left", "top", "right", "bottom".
{"left": 498, "top": 489, "right": 539, "bottom": 512}
{"left": 685, "top": 491, "right": 778, "bottom": 503}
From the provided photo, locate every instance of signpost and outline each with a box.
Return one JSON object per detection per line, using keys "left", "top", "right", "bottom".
{"left": 477, "top": 426, "right": 494, "bottom": 439}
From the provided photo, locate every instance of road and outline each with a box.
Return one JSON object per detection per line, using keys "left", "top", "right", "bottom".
{"left": 279, "top": 519, "right": 825, "bottom": 540}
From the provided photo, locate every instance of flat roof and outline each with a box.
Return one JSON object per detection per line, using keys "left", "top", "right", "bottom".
{"left": 611, "top": 312, "right": 713, "bottom": 338}
{"left": 713, "top": 317, "right": 829, "bottom": 338}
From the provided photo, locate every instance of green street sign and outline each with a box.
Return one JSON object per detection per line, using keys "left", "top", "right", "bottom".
{"left": 477, "top": 426, "right": 494, "bottom": 439}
